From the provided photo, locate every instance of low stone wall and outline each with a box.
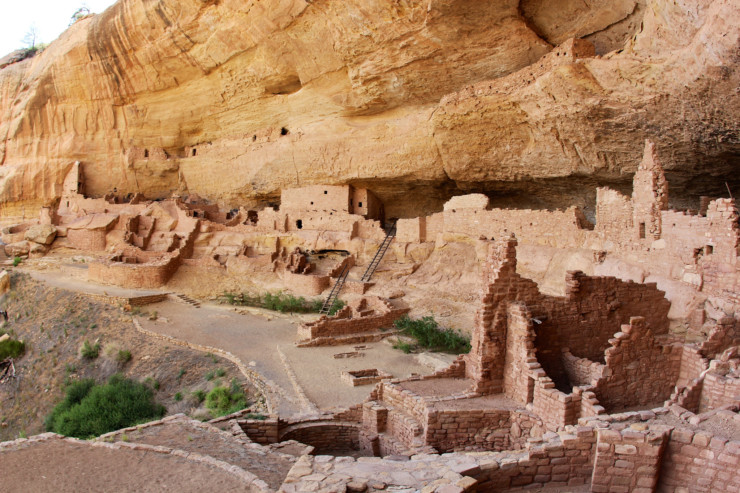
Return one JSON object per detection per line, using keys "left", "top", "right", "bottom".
{"left": 297, "top": 298, "right": 409, "bottom": 344}
{"left": 425, "top": 408, "right": 541, "bottom": 453}
{"left": 562, "top": 350, "right": 604, "bottom": 386}
{"left": 236, "top": 417, "right": 279, "bottom": 445}
{"left": 699, "top": 372, "right": 740, "bottom": 413}
{"left": 88, "top": 253, "right": 181, "bottom": 289}
{"left": 658, "top": 425, "right": 740, "bottom": 492}
{"left": 82, "top": 292, "right": 169, "bottom": 307}
{"left": 471, "top": 425, "right": 597, "bottom": 491}
{"left": 0, "top": 420, "right": 271, "bottom": 492}
{"left": 279, "top": 421, "right": 361, "bottom": 454}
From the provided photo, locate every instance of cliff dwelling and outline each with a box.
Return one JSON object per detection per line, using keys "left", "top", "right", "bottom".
{"left": 0, "top": 0, "right": 739, "bottom": 492}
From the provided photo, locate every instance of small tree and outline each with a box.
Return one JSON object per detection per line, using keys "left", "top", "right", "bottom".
{"left": 70, "top": 7, "right": 91, "bottom": 26}
{"left": 21, "top": 26, "right": 39, "bottom": 52}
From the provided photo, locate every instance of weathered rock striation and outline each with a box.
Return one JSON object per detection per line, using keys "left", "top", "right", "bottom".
{"left": 0, "top": 0, "right": 738, "bottom": 223}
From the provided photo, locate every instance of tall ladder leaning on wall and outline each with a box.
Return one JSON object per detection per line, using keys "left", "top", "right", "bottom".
{"left": 319, "top": 221, "right": 397, "bottom": 315}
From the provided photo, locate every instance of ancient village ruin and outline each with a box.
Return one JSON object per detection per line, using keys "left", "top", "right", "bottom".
{"left": 0, "top": 0, "right": 738, "bottom": 491}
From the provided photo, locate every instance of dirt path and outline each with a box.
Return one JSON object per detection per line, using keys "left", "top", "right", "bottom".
{"left": 137, "top": 300, "right": 447, "bottom": 415}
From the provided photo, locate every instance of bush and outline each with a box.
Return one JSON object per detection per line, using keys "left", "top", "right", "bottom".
{"left": 12, "top": 256, "right": 21, "bottom": 267}
{"left": 0, "top": 338, "right": 25, "bottom": 360}
{"left": 191, "top": 389, "right": 206, "bottom": 403}
{"left": 116, "top": 349, "right": 132, "bottom": 364}
{"left": 205, "top": 385, "right": 247, "bottom": 417}
{"left": 45, "top": 375, "right": 166, "bottom": 438}
{"left": 393, "top": 315, "right": 471, "bottom": 354}
{"left": 80, "top": 340, "right": 100, "bottom": 359}
{"left": 392, "top": 338, "right": 414, "bottom": 354}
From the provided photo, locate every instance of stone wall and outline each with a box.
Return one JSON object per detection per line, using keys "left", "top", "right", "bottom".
{"left": 282, "top": 271, "right": 329, "bottom": 296}
{"left": 281, "top": 185, "right": 351, "bottom": 215}
{"left": 699, "top": 372, "right": 740, "bottom": 413}
{"left": 279, "top": 422, "right": 360, "bottom": 454}
{"left": 465, "top": 236, "right": 543, "bottom": 394}
{"left": 88, "top": 252, "right": 181, "bottom": 289}
{"left": 424, "top": 408, "right": 540, "bottom": 453}
{"left": 594, "top": 317, "right": 682, "bottom": 412}
{"left": 297, "top": 297, "right": 408, "bottom": 344}
{"left": 657, "top": 426, "right": 740, "bottom": 492}
{"left": 592, "top": 426, "right": 670, "bottom": 493}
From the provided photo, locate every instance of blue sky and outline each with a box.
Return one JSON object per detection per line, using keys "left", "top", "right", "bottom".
{"left": 0, "top": 0, "right": 118, "bottom": 57}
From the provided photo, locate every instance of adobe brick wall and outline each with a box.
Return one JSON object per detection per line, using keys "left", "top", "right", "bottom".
{"left": 631, "top": 140, "right": 669, "bottom": 242}
{"left": 595, "top": 187, "right": 633, "bottom": 239}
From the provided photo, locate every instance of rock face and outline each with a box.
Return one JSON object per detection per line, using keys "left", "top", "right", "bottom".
{"left": 0, "top": 0, "right": 738, "bottom": 222}
{"left": 24, "top": 224, "right": 57, "bottom": 246}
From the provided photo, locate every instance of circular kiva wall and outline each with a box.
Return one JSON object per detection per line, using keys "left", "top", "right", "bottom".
{"left": 279, "top": 422, "right": 361, "bottom": 455}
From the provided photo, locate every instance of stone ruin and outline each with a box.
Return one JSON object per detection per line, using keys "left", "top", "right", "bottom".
{"left": 235, "top": 236, "right": 739, "bottom": 491}
{"left": 1, "top": 142, "right": 738, "bottom": 491}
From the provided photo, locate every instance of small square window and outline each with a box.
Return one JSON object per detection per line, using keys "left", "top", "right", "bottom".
{"left": 358, "top": 202, "right": 363, "bottom": 207}
{"left": 324, "top": 190, "right": 327, "bottom": 194}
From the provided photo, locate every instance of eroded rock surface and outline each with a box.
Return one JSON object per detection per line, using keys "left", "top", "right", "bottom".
{"left": 0, "top": 0, "right": 738, "bottom": 222}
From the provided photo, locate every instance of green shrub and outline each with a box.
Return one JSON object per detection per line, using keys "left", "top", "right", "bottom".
{"left": 214, "top": 368, "right": 226, "bottom": 378}
{"left": 80, "top": 340, "right": 100, "bottom": 359}
{"left": 392, "top": 338, "right": 414, "bottom": 354}
{"left": 205, "top": 370, "right": 215, "bottom": 381}
{"left": 245, "top": 413, "right": 266, "bottom": 420}
{"left": 224, "top": 290, "right": 341, "bottom": 314}
{"left": 12, "top": 256, "right": 21, "bottom": 267}
{"left": 144, "top": 377, "right": 160, "bottom": 390}
{"left": 191, "top": 389, "right": 206, "bottom": 403}
{"left": 45, "top": 375, "right": 166, "bottom": 438}
{"left": 174, "top": 392, "right": 183, "bottom": 402}
{"left": 0, "top": 338, "right": 26, "bottom": 360}
{"left": 393, "top": 315, "right": 471, "bottom": 354}
{"left": 116, "top": 349, "right": 132, "bottom": 364}
{"left": 205, "top": 385, "right": 247, "bottom": 417}
{"left": 327, "top": 298, "right": 345, "bottom": 316}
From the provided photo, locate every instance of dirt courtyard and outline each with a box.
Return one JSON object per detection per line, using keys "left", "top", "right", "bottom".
{"left": 24, "top": 268, "right": 455, "bottom": 416}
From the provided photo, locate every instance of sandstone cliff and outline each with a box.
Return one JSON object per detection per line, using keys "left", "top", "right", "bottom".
{"left": 0, "top": 0, "right": 738, "bottom": 222}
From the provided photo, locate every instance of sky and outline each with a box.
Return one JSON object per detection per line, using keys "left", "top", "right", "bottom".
{"left": 0, "top": 0, "right": 118, "bottom": 57}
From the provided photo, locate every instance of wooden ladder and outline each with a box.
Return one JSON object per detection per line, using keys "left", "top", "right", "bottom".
{"left": 360, "top": 221, "right": 397, "bottom": 282}
{"left": 319, "top": 263, "right": 350, "bottom": 315}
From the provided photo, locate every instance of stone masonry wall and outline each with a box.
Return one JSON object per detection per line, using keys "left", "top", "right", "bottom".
{"left": 592, "top": 426, "right": 670, "bottom": 493}
{"left": 594, "top": 317, "right": 682, "bottom": 412}
{"left": 424, "top": 408, "right": 540, "bottom": 453}
{"left": 699, "top": 372, "right": 740, "bottom": 413}
{"left": 657, "top": 426, "right": 740, "bottom": 492}
{"left": 503, "top": 303, "right": 538, "bottom": 404}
